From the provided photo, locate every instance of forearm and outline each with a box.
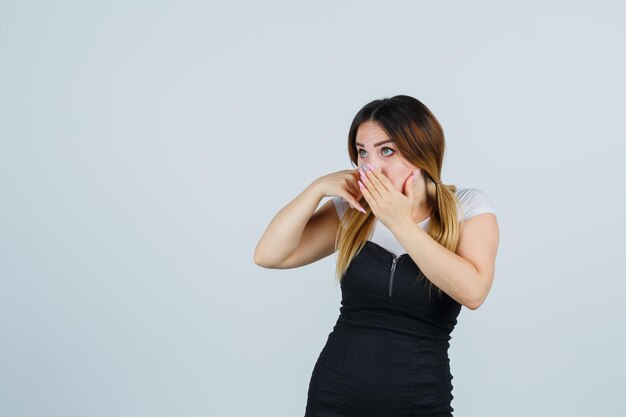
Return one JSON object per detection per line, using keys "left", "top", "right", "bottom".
{"left": 254, "top": 181, "right": 325, "bottom": 266}
{"left": 390, "top": 220, "right": 481, "bottom": 309}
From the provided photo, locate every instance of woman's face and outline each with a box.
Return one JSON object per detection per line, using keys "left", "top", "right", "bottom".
{"left": 355, "top": 121, "right": 417, "bottom": 193}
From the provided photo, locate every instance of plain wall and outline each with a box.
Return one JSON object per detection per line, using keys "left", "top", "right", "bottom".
{"left": 1, "top": 1, "right": 625, "bottom": 416}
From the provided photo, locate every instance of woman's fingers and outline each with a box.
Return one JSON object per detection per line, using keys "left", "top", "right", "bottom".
{"left": 358, "top": 180, "right": 375, "bottom": 209}
{"left": 363, "top": 165, "right": 391, "bottom": 197}
{"left": 360, "top": 166, "right": 382, "bottom": 200}
{"left": 366, "top": 163, "right": 392, "bottom": 191}
{"left": 347, "top": 182, "right": 363, "bottom": 202}
{"left": 345, "top": 173, "right": 365, "bottom": 212}
{"left": 347, "top": 196, "right": 366, "bottom": 213}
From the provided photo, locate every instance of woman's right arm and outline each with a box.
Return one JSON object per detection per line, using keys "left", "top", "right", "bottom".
{"left": 253, "top": 170, "right": 365, "bottom": 269}
{"left": 253, "top": 181, "right": 327, "bottom": 269}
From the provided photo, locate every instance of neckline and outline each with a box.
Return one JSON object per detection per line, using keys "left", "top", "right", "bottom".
{"left": 374, "top": 216, "right": 430, "bottom": 227}
{"left": 417, "top": 216, "right": 430, "bottom": 225}
{"left": 364, "top": 240, "right": 410, "bottom": 262}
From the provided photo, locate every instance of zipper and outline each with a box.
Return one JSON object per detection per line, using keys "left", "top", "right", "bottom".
{"left": 388, "top": 256, "right": 398, "bottom": 297}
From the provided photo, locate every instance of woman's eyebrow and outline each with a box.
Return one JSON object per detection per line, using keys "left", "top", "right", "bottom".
{"left": 355, "top": 139, "right": 394, "bottom": 147}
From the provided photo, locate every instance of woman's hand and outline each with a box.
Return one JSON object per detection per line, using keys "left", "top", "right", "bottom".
{"left": 311, "top": 169, "right": 367, "bottom": 213}
{"left": 357, "top": 163, "right": 421, "bottom": 229}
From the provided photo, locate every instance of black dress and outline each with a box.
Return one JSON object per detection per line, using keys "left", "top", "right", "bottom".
{"left": 304, "top": 240, "right": 462, "bottom": 417}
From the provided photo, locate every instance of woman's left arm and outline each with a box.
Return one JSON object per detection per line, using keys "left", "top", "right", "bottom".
{"left": 390, "top": 213, "right": 499, "bottom": 310}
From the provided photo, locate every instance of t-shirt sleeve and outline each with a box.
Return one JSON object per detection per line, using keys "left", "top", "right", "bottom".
{"left": 332, "top": 196, "right": 350, "bottom": 220}
{"left": 457, "top": 188, "right": 496, "bottom": 222}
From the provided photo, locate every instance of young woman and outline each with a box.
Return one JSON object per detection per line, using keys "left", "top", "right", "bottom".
{"left": 254, "top": 95, "right": 500, "bottom": 416}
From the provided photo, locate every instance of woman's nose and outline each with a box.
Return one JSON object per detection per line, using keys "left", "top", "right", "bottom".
{"left": 366, "top": 162, "right": 383, "bottom": 173}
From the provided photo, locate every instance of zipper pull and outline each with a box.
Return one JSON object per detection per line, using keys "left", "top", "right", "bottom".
{"left": 388, "top": 256, "right": 398, "bottom": 297}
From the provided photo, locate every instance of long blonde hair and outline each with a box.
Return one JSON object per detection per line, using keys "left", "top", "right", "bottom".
{"left": 334, "top": 95, "right": 461, "bottom": 299}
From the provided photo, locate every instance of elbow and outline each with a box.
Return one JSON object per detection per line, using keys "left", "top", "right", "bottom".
{"left": 465, "top": 298, "right": 483, "bottom": 311}
{"left": 253, "top": 243, "right": 268, "bottom": 268}
{"left": 253, "top": 251, "right": 270, "bottom": 268}
{"left": 465, "top": 289, "right": 487, "bottom": 311}
{"left": 465, "top": 270, "right": 493, "bottom": 310}
{"left": 253, "top": 249, "right": 279, "bottom": 269}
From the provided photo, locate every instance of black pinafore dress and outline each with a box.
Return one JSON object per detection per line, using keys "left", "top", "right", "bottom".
{"left": 304, "top": 240, "right": 462, "bottom": 417}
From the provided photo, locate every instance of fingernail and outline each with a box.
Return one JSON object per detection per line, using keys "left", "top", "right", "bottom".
{"left": 358, "top": 180, "right": 365, "bottom": 189}
{"left": 358, "top": 206, "right": 366, "bottom": 213}
{"left": 361, "top": 165, "right": 369, "bottom": 172}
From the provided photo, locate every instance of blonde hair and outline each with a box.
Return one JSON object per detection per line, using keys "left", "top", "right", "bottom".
{"left": 334, "top": 95, "right": 461, "bottom": 299}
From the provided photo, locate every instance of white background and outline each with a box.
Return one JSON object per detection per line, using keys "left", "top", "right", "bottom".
{"left": 1, "top": 1, "right": 625, "bottom": 416}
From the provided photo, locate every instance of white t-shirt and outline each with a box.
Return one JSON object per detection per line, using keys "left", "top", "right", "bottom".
{"left": 332, "top": 187, "right": 496, "bottom": 257}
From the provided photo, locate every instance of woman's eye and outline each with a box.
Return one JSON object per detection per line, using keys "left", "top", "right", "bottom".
{"left": 358, "top": 147, "right": 395, "bottom": 158}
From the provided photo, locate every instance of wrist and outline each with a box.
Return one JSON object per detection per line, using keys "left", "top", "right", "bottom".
{"left": 389, "top": 217, "right": 417, "bottom": 238}
{"left": 305, "top": 180, "right": 325, "bottom": 200}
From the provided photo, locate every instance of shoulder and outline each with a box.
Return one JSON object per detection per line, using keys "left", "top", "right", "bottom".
{"left": 454, "top": 187, "right": 496, "bottom": 222}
